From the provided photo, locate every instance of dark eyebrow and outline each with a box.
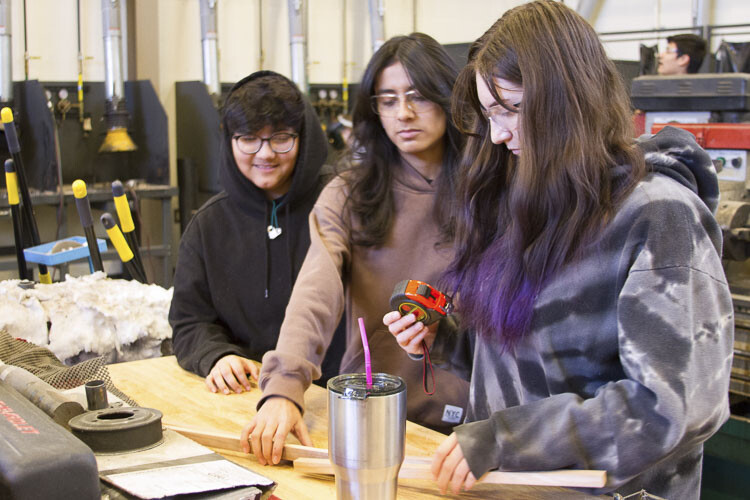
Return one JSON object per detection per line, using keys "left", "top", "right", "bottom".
{"left": 374, "top": 86, "right": 417, "bottom": 95}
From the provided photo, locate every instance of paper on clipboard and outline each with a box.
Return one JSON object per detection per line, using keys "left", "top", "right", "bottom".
{"left": 97, "top": 428, "right": 274, "bottom": 499}
{"left": 102, "top": 458, "right": 273, "bottom": 498}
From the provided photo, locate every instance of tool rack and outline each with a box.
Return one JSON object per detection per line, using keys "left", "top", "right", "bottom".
{"left": 0, "top": 182, "right": 177, "bottom": 287}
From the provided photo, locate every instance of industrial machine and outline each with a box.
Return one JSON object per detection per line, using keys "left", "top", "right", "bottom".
{"left": 0, "top": 358, "right": 274, "bottom": 499}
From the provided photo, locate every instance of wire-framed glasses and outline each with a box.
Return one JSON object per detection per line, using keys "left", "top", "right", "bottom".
{"left": 480, "top": 103, "right": 520, "bottom": 128}
{"left": 370, "top": 90, "right": 436, "bottom": 117}
{"left": 233, "top": 132, "right": 299, "bottom": 155}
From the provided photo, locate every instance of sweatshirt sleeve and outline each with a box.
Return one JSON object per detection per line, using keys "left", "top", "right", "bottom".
{"left": 455, "top": 203, "right": 733, "bottom": 490}
{"left": 169, "top": 227, "right": 246, "bottom": 377}
{"left": 427, "top": 314, "right": 475, "bottom": 382}
{"left": 258, "top": 179, "right": 351, "bottom": 411}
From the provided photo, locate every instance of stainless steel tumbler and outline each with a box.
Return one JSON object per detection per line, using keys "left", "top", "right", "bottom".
{"left": 327, "top": 373, "right": 407, "bottom": 500}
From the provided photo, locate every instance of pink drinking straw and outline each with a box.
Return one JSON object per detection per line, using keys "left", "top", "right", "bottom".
{"left": 358, "top": 317, "right": 373, "bottom": 388}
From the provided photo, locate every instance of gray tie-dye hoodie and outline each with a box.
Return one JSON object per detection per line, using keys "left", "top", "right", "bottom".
{"left": 430, "top": 126, "right": 733, "bottom": 498}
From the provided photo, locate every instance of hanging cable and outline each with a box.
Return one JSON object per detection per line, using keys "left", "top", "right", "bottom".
{"left": 77, "top": 0, "right": 85, "bottom": 124}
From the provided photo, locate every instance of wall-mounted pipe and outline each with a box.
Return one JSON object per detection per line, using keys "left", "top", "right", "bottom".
{"left": 102, "top": 0, "right": 125, "bottom": 106}
{"left": 119, "top": 0, "right": 129, "bottom": 80}
{"left": 575, "top": 0, "right": 603, "bottom": 23}
{"left": 368, "top": 0, "right": 385, "bottom": 54}
{"left": 692, "top": 0, "right": 710, "bottom": 40}
{"left": 258, "top": 0, "right": 264, "bottom": 70}
{"left": 200, "top": 0, "right": 220, "bottom": 98}
{"left": 0, "top": 0, "right": 12, "bottom": 103}
{"left": 100, "top": 0, "right": 136, "bottom": 153}
{"left": 341, "top": 0, "right": 348, "bottom": 109}
{"left": 287, "top": 0, "right": 307, "bottom": 93}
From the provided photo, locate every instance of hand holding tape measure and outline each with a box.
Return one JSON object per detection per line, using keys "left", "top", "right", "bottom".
{"left": 389, "top": 279, "right": 454, "bottom": 395}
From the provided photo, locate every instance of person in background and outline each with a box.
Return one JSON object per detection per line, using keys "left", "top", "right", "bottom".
{"left": 658, "top": 33, "right": 707, "bottom": 75}
{"left": 169, "top": 71, "right": 344, "bottom": 395}
{"left": 385, "top": 2, "right": 732, "bottom": 498}
{"left": 241, "top": 33, "right": 469, "bottom": 465}
{"left": 326, "top": 113, "right": 354, "bottom": 166}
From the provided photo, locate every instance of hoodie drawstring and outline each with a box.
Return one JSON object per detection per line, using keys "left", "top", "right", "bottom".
{"left": 267, "top": 200, "right": 282, "bottom": 239}
{"left": 264, "top": 199, "right": 293, "bottom": 299}
{"left": 285, "top": 202, "right": 294, "bottom": 293}
{"left": 265, "top": 200, "right": 281, "bottom": 298}
{"left": 264, "top": 202, "right": 271, "bottom": 298}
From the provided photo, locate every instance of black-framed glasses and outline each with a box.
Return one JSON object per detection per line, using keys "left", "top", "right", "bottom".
{"left": 370, "top": 90, "right": 436, "bottom": 117}
{"left": 233, "top": 132, "right": 299, "bottom": 155}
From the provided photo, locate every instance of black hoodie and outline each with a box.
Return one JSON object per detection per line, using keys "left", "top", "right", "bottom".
{"left": 169, "top": 71, "right": 342, "bottom": 379}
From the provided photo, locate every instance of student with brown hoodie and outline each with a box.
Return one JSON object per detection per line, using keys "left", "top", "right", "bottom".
{"left": 241, "top": 33, "right": 469, "bottom": 465}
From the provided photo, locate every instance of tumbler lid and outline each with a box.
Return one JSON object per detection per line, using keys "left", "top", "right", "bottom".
{"left": 328, "top": 373, "right": 405, "bottom": 400}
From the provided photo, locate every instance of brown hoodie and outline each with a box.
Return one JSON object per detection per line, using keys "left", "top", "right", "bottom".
{"left": 259, "top": 162, "right": 469, "bottom": 433}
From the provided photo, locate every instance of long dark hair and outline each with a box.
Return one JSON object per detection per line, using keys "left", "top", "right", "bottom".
{"left": 446, "top": 1, "right": 647, "bottom": 349}
{"left": 345, "top": 33, "right": 463, "bottom": 247}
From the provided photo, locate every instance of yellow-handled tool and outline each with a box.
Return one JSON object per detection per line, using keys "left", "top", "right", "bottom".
{"left": 4, "top": 160, "right": 31, "bottom": 280}
{"left": 101, "top": 213, "right": 146, "bottom": 283}
{"left": 112, "top": 180, "right": 146, "bottom": 281}
{"left": 2, "top": 108, "right": 51, "bottom": 284}
{"left": 72, "top": 180, "right": 104, "bottom": 273}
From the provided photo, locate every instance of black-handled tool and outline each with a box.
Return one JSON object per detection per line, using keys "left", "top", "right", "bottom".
{"left": 72, "top": 179, "right": 104, "bottom": 273}
{"left": 101, "top": 213, "right": 146, "bottom": 283}
{"left": 4, "top": 160, "right": 31, "bottom": 280}
{"left": 2, "top": 108, "right": 51, "bottom": 283}
{"left": 112, "top": 180, "right": 146, "bottom": 281}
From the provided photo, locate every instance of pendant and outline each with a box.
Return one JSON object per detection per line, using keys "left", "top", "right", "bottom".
{"left": 267, "top": 225, "right": 282, "bottom": 240}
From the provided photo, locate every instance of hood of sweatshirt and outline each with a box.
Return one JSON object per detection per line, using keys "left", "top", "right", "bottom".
{"left": 636, "top": 125, "right": 720, "bottom": 214}
{"left": 218, "top": 70, "right": 328, "bottom": 214}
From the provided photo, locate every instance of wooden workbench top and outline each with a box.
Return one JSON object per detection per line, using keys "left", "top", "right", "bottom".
{"left": 107, "top": 356, "right": 597, "bottom": 499}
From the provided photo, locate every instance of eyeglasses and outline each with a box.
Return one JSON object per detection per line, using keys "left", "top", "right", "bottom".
{"left": 233, "top": 132, "right": 299, "bottom": 155}
{"left": 480, "top": 103, "right": 520, "bottom": 128}
{"left": 370, "top": 90, "right": 436, "bottom": 117}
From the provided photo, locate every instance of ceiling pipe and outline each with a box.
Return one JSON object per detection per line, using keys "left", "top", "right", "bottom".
{"left": 200, "top": 0, "right": 220, "bottom": 98}
{"left": 99, "top": 0, "right": 136, "bottom": 153}
{"left": 0, "top": 0, "right": 12, "bottom": 104}
{"left": 368, "top": 0, "right": 385, "bottom": 54}
{"left": 287, "top": 0, "right": 307, "bottom": 93}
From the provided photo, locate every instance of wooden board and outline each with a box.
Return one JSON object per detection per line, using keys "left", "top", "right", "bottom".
{"left": 107, "top": 356, "right": 605, "bottom": 499}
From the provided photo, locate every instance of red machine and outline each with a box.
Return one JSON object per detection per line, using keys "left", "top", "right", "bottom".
{"left": 389, "top": 279, "right": 453, "bottom": 326}
{"left": 650, "top": 122, "right": 750, "bottom": 151}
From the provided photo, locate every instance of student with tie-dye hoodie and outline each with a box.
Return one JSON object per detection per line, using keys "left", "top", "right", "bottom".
{"left": 385, "top": 2, "right": 733, "bottom": 499}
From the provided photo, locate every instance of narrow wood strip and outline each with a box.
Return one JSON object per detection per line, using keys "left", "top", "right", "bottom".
{"left": 293, "top": 458, "right": 607, "bottom": 489}
{"left": 163, "top": 423, "right": 327, "bottom": 460}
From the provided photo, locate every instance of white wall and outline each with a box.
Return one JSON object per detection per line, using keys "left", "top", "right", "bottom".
{"left": 11, "top": 0, "right": 104, "bottom": 82}
{"left": 8, "top": 0, "right": 750, "bottom": 86}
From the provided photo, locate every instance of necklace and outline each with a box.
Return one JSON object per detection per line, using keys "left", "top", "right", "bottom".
{"left": 401, "top": 157, "right": 435, "bottom": 185}
{"left": 267, "top": 199, "right": 282, "bottom": 239}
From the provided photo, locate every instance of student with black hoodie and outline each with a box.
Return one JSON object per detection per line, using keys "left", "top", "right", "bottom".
{"left": 169, "top": 71, "right": 343, "bottom": 395}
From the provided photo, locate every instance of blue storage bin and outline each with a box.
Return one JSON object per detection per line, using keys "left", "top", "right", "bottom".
{"left": 23, "top": 236, "right": 108, "bottom": 266}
